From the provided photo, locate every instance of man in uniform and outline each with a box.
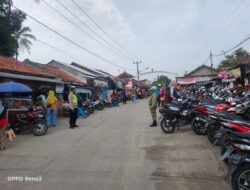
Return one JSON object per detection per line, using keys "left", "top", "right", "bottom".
{"left": 148, "top": 88, "right": 157, "bottom": 127}
{"left": 68, "top": 86, "right": 78, "bottom": 129}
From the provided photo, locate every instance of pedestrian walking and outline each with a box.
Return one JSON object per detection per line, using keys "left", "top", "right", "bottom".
{"left": 111, "top": 90, "right": 119, "bottom": 107}
{"left": 131, "top": 89, "right": 136, "bottom": 103}
{"left": 46, "top": 90, "right": 58, "bottom": 127}
{"left": 148, "top": 88, "right": 157, "bottom": 127}
{"left": 122, "top": 88, "right": 127, "bottom": 104}
{"left": 68, "top": 86, "right": 78, "bottom": 129}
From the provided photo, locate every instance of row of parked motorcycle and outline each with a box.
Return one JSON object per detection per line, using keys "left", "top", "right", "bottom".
{"left": 159, "top": 87, "right": 250, "bottom": 190}
{"left": 8, "top": 99, "right": 113, "bottom": 137}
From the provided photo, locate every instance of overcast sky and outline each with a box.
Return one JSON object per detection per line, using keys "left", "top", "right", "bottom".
{"left": 13, "top": 0, "right": 250, "bottom": 81}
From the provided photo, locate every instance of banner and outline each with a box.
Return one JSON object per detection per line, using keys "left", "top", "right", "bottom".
{"left": 176, "top": 76, "right": 215, "bottom": 84}
{"left": 230, "top": 68, "right": 241, "bottom": 78}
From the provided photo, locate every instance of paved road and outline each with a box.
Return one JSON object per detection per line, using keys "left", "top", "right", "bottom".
{"left": 0, "top": 100, "right": 230, "bottom": 190}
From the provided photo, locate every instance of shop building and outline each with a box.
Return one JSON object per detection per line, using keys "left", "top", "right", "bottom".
{"left": 176, "top": 65, "right": 217, "bottom": 85}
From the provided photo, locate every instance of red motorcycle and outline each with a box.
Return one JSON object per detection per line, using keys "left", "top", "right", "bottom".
{"left": 9, "top": 107, "right": 48, "bottom": 136}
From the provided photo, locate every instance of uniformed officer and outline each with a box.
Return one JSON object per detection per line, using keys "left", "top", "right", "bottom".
{"left": 148, "top": 88, "right": 157, "bottom": 127}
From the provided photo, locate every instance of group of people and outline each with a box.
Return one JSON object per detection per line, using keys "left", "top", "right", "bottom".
{"left": 37, "top": 86, "right": 79, "bottom": 129}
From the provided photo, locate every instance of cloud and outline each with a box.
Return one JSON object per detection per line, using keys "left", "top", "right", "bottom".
{"left": 79, "top": 0, "right": 136, "bottom": 41}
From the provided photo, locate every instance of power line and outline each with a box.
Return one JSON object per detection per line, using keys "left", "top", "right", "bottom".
{"left": 71, "top": 0, "right": 140, "bottom": 60}
{"left": 195, "top": 0, "right": 247, "bottom": 58}
{"left": 197, "top": 2, "right": 250, "bottom": 58}
{"left": 37, "top": 39, "right": 84, "bottom": 63}
{"left": 41, "top": 0, "right": 133, "bottom": 62}
{"left": 53, "top": 0, "right": 134, "bottom": 62}
{"left": 213, "top": 35, "right": 250, "bottom": 56}
{"left": 12, "top": 5, "right": 135, "bottom": 71}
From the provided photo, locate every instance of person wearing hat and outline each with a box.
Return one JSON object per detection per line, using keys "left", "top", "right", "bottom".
{"left": 148, "top": 88, "right": 157, "bottom": 127}
{"left": 68, "top": 86, "right": 78, "bottom": 129}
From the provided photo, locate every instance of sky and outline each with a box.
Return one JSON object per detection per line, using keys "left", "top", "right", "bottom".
{"left": 12, "top": 0, "right": 250, "bottom": 81}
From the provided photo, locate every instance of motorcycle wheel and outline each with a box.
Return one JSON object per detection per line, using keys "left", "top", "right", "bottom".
{"left": 242, "top": 110, "right": 250, "bottom": 120}
{"left": 207, "top": 125, "right": 220, "bottom": 145}
{"left": 232, "top": 164, "right": 250, "bottom": 190}
{"left": 32, "top": 119, "right": 48, "bottom": 136}
{"left": 160, "top": 118, "right": 175, "bottom": 134}
{"left": 89, "top": 107, "right": 95, "bottom": 114}
{"left": 220, "top": 140, "right": 229, "bottom": 164}
{"left": 191, "top": 117, "right": 207, "bottom": 135}
{"left": 97, "top": 104, "right": 104, "bottom": 110}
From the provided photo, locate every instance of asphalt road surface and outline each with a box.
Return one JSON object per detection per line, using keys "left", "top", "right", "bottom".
{"left": 0, "top": 99, "right": 230, "bottom": 190}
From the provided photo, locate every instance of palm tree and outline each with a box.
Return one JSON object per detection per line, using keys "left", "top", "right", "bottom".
{"left": 13, "top": 26, "right": 36, "bottom": 60}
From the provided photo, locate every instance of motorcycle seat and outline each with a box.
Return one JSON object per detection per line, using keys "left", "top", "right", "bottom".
{"left": 232, "top": 132, "right": 250, "bottom": 140}
{"left": 230, "top": 120, "right": 250, "bottom": 127}
{"left": 213, "top": 112, "right": 245, "bottom": 121}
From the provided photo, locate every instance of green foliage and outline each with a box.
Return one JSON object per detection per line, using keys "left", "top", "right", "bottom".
{"left": 0, "top": 0, "right": 34, "bottom": 57}
{"left": 218, "top": 48, "right": 249, "bottom": 68}
{"left": 14, "top": 26, "right": 36, "bottom": 59}
{"left": 152, "top": 75, "right": 171, "bottom": 87}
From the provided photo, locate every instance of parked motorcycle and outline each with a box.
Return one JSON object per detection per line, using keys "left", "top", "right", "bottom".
{"left": 93, "top": 100, "right": 104, "bottom": 110}
{"left": 220, "top": 131, "right": 250, "bottom": 190}
{"left": 191, "top": 103, "right": 214, "bottom": 135}
{"left": 159, "top": 98, "right": 195, "bottom": 133}
{"left": 9, "top": 107, "right": 48, "bottom": 136}
{"left": 83, "top": 100, "right": 95, "bottom": 114}
{"left": 207, "top": 110, "right": 250, "bottom": 145}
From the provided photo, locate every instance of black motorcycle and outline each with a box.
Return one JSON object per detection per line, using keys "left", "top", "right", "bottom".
{"left": 220, "top": 131, "right": 250, "bottom": 190}
{"left": 83, "top": 100, "right": 95, "bottom": 114}
{"left": 93, "top": 100, "right": 104, "bottom": 110}
{"left": 207, "top": 110, "right": 250, "bottom": 145}
{"left": 159, "top": 98, "right": 195, "bottom": 133}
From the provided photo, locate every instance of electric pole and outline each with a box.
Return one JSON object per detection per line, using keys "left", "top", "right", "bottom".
{"left": 210, "top": 50, "right": 213, "bottom": 68}
{"left": 210, "top": 50, "right": 215, "bottom": 75}
{"left": 133, "top": 61, "right": 142, "bottom": 81}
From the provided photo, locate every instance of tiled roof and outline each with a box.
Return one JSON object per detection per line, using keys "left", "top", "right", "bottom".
{"left": 0, "top": 56, "right": 51, "bottom": 77}
{"left": 44, "top": 65, "right": 82, "bottom": 83}
{"left": 116, "top": 72, "right": 134, "bottom": 79}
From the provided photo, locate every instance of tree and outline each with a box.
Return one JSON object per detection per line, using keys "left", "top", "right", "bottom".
{"left": 152, "top": 75, "right": 171, "bottom": 87}
{"left": 0, "top": 0, "right": 35, "bottom": 57}
{"left": 13, "top": 26, "right": 36, "bottom": 59}
{"left": 218, "top": 48, "right": 249, "bottom": 68}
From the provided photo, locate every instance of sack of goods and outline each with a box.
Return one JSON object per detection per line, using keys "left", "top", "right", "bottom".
{"left": 5, "top": 129, "right": 16, "bottom": 141}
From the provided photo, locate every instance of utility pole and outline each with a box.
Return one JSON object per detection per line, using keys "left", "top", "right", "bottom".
{"left": 133, "top": 61, "right": 142, "bottom": 81}
{"left": 210, "top": 50, "right": 215, "bottom": 75}
{"left": 210, "top": 50, "right": 213, "bottom": 68}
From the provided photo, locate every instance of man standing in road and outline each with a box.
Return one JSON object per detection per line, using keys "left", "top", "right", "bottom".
{"left": 148, "top": 88, "right": 157, "bottom": 127}
{"left": 68, "top": 86, "right": 78, "bottom": 129}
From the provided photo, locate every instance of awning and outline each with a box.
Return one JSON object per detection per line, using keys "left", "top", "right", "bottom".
{"left": 56, "top": 84, "right": 64, "bottom": 93}
{"left": 76, "top": 88, "right": 92, "bottom": 95}
{"left": 176, "top": 76, "right": 215, "bottom": 84}
{"left": 0, "top": 72, "right": 63, "bottom": 84}
{"left": 116, "top": 80, "right": 123, "bottom": 89}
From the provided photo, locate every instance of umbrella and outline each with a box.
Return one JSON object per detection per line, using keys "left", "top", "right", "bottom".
{"left": 0, "top": 81, "right": 33, "bottom": 93}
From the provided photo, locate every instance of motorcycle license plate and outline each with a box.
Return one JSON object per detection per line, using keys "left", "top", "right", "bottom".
{"left": 220, "top": 146, "right": 234, "bottom": 161}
